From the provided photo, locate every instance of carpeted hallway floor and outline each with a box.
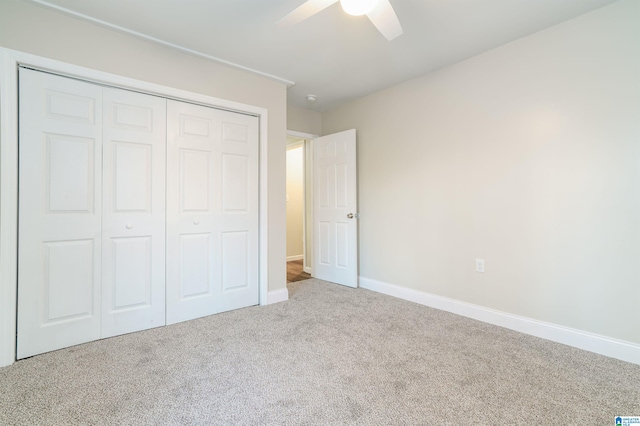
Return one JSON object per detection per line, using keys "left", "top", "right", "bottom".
{"left": 1, "top": 278, "right": 638, "bottom": 425}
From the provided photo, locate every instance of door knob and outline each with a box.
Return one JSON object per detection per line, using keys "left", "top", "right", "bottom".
{"left": 347, "top": 213, "right": 354, "bottom": 219}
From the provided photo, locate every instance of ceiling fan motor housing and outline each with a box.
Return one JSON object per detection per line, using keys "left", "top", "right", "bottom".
{"left": 340, "top": 0, "right": 377, "bottom": 16}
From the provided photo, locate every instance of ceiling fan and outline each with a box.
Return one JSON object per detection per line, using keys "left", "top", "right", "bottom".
{"left": 278, "top": 0, "right": 403, "bottom": 41}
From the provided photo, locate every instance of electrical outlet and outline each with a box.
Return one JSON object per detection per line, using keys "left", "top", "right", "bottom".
{"left": 475, "top": 258, "right": 485, "bottom": 273}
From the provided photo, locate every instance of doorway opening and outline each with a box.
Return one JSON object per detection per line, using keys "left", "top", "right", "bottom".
{"left": 286, "top": 132, "right": 314, "bottom": 283}
{"left": 285, "top": 129, "right": 359, "bottom": 288}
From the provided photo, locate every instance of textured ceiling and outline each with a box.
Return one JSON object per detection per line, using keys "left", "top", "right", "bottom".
{"left": 25, "top": 0, "right": 618, "bottom": 111}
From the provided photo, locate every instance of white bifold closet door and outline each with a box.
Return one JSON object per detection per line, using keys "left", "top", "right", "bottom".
{"left": 18, "top": 69, "right": 104, "bottom": 359}
{"left": 101, "top": 87, "right": 166, "bottom": 338}
{"left": 166, "top": 100, "right": 259, "bottom": 324}
{"left": 18, "top": 68, "right": 259, "bottom": 359}
{"left": 17, "top": 69, "right": 167, "bottom": 359}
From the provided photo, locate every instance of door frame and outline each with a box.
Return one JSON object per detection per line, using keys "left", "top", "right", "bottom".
{"left": 287, "top": 130, "right": 318, "bottom": 275}
{"left": 286, "top": 138, "right": 305, "bottom": 265}
{"left": 0, "top": 47, "right": 270, "bottom": 367}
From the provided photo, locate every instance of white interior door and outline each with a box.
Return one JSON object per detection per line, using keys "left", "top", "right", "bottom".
{"left": 166, "top": 100, "right": 259, "bottom": 325}
{"left": 313, "top": 129, "right": 358, "bottom": 287}
{"left": 17, "top": 68, "right": 103, "bottom": 359}
{"left": 101, "top": 88, "right": 166, "bottom": 338}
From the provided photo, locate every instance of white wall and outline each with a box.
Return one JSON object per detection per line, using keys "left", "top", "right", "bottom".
{"left": 288, "top": 106, "right": 322, "bottom": 136}
{"left": 286, "top": 145, "right": 304, "bottom": 258}
{"left": 323, "top": 0, "right": 640, "bottom": 344}
{"left": 0, "top": 0, "right": 288, "bottom": 292}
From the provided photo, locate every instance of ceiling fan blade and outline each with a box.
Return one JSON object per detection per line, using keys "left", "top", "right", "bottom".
{"left": 366, "top": 0, "right": 403, "bottom": 41}
{"left": 278, "top": 0, "right": 339, "bottom": 27}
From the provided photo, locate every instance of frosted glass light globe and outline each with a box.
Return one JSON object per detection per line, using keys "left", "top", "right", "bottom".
{"left": 340, "top": 0, "right": 377, "bottom": 16}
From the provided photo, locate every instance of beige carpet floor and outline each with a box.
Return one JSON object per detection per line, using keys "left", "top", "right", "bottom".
{"left": 0, "top": 278, "right": 638, "bottom": 425}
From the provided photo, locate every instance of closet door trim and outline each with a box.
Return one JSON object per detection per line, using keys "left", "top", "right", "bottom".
{"left": 0, "top": 48, "right": 270, "bottom": 368}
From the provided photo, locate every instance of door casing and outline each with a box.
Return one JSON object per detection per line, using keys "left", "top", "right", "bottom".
{"left": 0, "top": 47, "right": 270, "bottom": 368}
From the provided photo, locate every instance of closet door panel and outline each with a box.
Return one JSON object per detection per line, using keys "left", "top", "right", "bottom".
{"left": 17, "top": 69, "right": 103, "bottom": 359}
{"left": 179, "top": 233, "right": 213, "bottom": 298}
{"left": 101, "top": 88, "right": 166, "bottom": 337}
{"left": 166, "top": 101, "right": 259, "bottom": 325}
{"left": 217, "top": 109, "right": 259, "bottom": 310}
{"left": 166, "top": 100, "right": 219, "bottom": 324}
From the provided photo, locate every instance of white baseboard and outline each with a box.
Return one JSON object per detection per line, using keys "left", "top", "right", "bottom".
{"left": 286, "top": 255, "right": 303, "bottom": 262}
{"left": 303, "top": 266, "right": 312, "bottom": 274}
{"left": 267, "top": 288, "right": 289, "bottom": 305}
{"left": 359, "top": 276, "right": 640, "bottom": 365}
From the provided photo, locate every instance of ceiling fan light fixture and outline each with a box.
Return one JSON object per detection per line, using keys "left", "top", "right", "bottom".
{"left": 340, "top": 0, "right": 377, "bottom": 16}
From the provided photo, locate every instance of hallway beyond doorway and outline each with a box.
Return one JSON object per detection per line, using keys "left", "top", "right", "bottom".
{"left": 287, "top": 260, "right": 311, "bottom": 283}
